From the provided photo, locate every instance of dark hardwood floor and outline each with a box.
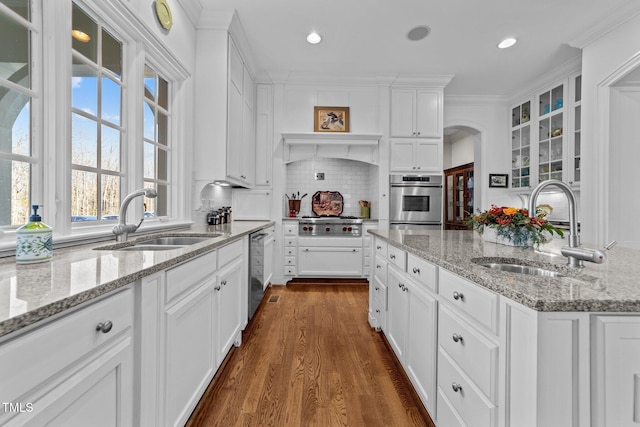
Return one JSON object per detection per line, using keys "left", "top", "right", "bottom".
{"left": 186, "top": 283, "right": 435, "bottom": 427}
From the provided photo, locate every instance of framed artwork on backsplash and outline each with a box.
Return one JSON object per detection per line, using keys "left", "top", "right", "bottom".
{"left": 314, "top": 106, "right": 350, "bottom": 132}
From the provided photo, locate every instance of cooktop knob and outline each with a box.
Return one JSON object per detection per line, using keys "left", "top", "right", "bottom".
{"left": 342, "top": 227, "right": 347, "bottom": 232}
{"left": 309, "top": 226, "right": 313, "bottom": 231}
{"left": 348, "top": 227, "right": 353, "bottom": 231}
{"left": 325, "top": 227, "right": 330, "bottom": 232}
{"left": 303, "top": 226, "right": 308, "bottom": 231}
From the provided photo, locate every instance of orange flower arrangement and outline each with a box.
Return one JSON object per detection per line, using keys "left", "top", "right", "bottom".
{"left": 468, "top": 205, "right": 563, "bottom": 246}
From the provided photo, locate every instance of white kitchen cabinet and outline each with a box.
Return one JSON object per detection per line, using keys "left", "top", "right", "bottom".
{"left": 297, "top": 243, "right": 363, "bottom": 276}
{"left": 263, "top": 225, "right": 275, "bottom": 288}
{"left": 283, "top": 220, "right": 297, "bottom": 277}
{"left": 592, "top": 315, "right": 640, "bottom": 427}
{"left": 391, "top": 88, "right": 442, "bottom": 138}
{"left": 0, "top": 288, "right": 134, "bottom": 427}
{"left": 232, "top": 189, "right": 271, "bottom": 220}
{"left": 255, "top": 84, "right": 273, "bottom": 188}
{"left": 390, "top": 139, "right": 442, "bottom": 173}
{"left": 386, "top": 264, "right": 410, "bottom": 360}
{"left": 369, "top": 238, "right": 388, "bottom": 330}
{"left": 215, "top": 253, "right": 244, "bottom": 369}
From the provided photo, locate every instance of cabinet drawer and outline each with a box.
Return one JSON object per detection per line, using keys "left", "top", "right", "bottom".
{"left": 439, "top": 269, "right": 499, "bottom": 335}
{"left": 439, "top": 306, "right": 498, "bottom": 401}
{"left": 374, "top": 239, "right": 388, "bottom": 258}
{"left": 0, "top": 288, "right": 133, "bottom": 402}
{"left": 284, "top": 256, "right": 296, "bottom": 266}
{"left": 407, "top": 254, "right": 437, "bottom": 293}
{"left": 284, "top": 266, "right": 296, "bottom": 275}
{"left": 387, "top": 245, "right": 407, "bottom": 271}
{"left": 284, "top": 237, "right": 297, "bottom": 247}
{"left": 219, "top": 239, "right": 243, "bottom": 266}
{"left": 437, "top": 389, "right": 467, "bottom": 427}
{"left": 283, "top": 222, "right": 298, "bottom": 235}
{"left": 372, "top": 275, "right": 388, "bottom": 310}
{"left": 284, "top": 247, "right": 296, "bottom": 256}
{"left": 371, "top": 295, "right": 386, "bottom": 331}
{"left": 438, "top": 349, "right": 497, "bottom": 427}
{"left": 373, "top": 255, "right": 387, "bottom": 282}
{"left": 166, "top": 251, "right": 217, "bottom": 303}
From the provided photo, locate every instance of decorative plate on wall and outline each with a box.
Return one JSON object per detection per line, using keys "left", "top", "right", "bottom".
{"left": 155, "top": 0, "right": 173, "bottom": 30}
{"left": 311, "top": 191, "right": 344, "bottom": 216}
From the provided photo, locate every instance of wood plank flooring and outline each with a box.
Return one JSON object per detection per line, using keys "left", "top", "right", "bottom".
{"left": 186, "top": 283, "right": 434, "bottom": 427}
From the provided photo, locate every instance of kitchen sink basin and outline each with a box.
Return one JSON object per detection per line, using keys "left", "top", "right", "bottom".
{"left": 477, "top": 262, "right": 565, "bottom": 278}
{"left": 94, "top": 235, "right": 220, "bottom": 251}
{"left": 137, "top": 236, "right": 214, "bottom": 246}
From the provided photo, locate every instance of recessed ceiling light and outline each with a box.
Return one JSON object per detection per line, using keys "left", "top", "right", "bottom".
{"left": 498, "top": 38, "right": 517, "bottom": 49}
{"left": 307, "top": 32, "right": 322, "bottom": 44}
{"left": 407, "top": 26, "right": 431, "bottom": 41}
{"left": 71, "top": 29, "right": 91, "bottom": 43}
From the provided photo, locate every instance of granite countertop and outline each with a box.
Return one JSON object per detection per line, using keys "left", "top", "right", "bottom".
{"left": 0, "top": 221, "right": 274, "bottom": 338}
{"left": 370, "top": 229, "right": 640, "bottom": 313}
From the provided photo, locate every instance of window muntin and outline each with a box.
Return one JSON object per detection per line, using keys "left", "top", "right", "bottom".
{"left": 0, "top": 0, "right": 34, "bottom": 226}
{"left": 143, "top": 64, "right": 170, "bottom": 217}
{"left": 71, "top": 3, "right": 123, "bottom": 222}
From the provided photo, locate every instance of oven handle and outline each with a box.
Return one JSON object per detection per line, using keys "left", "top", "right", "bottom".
{"left": 390, "top": 183, "right": 442, "bottom": 188}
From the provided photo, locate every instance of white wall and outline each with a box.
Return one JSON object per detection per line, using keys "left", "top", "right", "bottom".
{"left": 444, "top": 130, "right": 476, "bottom": 169}
{"left": 580, "top": 12, "right": 640, "bottom": 247}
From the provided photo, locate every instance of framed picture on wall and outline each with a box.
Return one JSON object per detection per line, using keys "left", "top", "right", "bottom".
{"left": 489, "top": 174, "right": 509, "bottom": 188}
{"left": 314, "top": 106, "right": 350, "bottom": 132}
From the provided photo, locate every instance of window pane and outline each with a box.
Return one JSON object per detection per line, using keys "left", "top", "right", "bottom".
{"left": 101, "top": 124, "right": 120, "bottom": 171}
{"left": 72, "top": 60, "right": 98, "bottom": 116}
{"left": 72, "top": 112, "right": 97, "bottom": 167}
{"left": 0, "top": 13, "right": 30, "bottom": 88}
{"left": 143, "top": 101, "right": 155, "bottom": 141}
{"left": 3, "top": 0, "right": 29, "bottom": 20}
{"left": 144, "top": 142, "right": 154, "bottom": 179}
{"left": 101, "top": 29, "right": 121, "bottom": 79}
{"left": 144, "top": 64, "right": 156, "bottom": 100}
{"left": 158, "top": 77, "right": 168, "bottom": 109}
{"left": 71, "top": 170, "right": 97, "bottom": 221}
{"left": 0, "top": 89, "right": 30, "bottom": 156}
{"left": 101, "top": 174, "right": 120, "bottom": 218}
{"left": 156, "top": 184, "right": 167, "bottom": 216}
{"left": 101, "top": 76, "right": 121, "bottom": 125}
{"left": 143, "top": 183, "right": 155, "bottom": 216}
{"left": 157, "top": 111, "right": 167, "bottom": 146}
{"left": 0, "top": 158, "right": 30, "bottom": 226}
{"left": 72, "top": 3, "right": 98, "bottom": 62}
{"left": 158, "top": 148, "right": 167, "bottom": 181}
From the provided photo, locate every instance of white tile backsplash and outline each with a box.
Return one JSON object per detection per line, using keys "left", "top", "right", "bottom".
{"left": 286, "top": 159, "right": 378, "bottom": 217}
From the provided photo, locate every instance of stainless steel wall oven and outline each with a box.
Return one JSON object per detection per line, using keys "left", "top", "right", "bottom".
{"left": 389, "top": 174, "right": 443, "bottom": 230}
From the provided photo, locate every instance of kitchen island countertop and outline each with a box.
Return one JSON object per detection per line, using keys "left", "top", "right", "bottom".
{"left": 370, "top": 229, "right": 640, "bottom": 312}
{"left": 0, "top": 221, "right": 274, "bottom": 338}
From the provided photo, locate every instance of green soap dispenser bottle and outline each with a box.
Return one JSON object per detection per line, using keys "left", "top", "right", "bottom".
{"left": 16, "top": 205, "right": 53, "bottom": 264}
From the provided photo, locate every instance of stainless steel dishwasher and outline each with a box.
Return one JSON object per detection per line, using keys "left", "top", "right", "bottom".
{"left": 248, "top": 231, "right": 267, "bottom": 320}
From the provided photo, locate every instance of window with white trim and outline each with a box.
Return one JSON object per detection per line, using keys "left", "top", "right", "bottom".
{"left": 70, "top": 2, "right": 123, "bottom": 222}
{"left": 0, "top": 0, "right": 37, "bottom": 226}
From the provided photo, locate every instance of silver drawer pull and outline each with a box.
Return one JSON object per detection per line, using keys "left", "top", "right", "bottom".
{"left": 221, "top": 280, "right": 227, "bottom": 286}
{"left": 390, "top": 254, "right": 396, "bottom": 259}
{"left": 376, "top": 265, "right": 381, "bottom": 269}
{"left": 375, "top": 309, "right": 380, "bottom": 314}
{"left": 452, "top": 382, "right": 462, "bottom": 392}
{"left": 377, "top": 245, "right": 381, "bottom": 250}
{"left": 412, "top": 267, "right": 420, "bottom": 274}
{"left": 452, "top": 333, "right": 463, "bottom": 343}
{"left": 375, "top": 286, "right": 380, "bottom": 291}
{"left": 453, "top": 291, "right": 464, "bottom": 301}
{"left": 215, "top": 285, "right": 221, "bottom": 291}
{"left": 96, "top": 321, "right": 113, "bottom": 334}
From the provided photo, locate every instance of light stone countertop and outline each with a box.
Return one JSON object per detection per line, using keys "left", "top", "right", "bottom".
{"left": 0, "top": 221, "right": 274, "bottom": 338}
{"left": 370, "top": 229, "right": 640, "bottom": 312}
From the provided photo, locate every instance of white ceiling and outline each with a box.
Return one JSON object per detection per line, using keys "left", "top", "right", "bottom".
{"left": 197, "top": 0, "right": 640, "bottom": 96}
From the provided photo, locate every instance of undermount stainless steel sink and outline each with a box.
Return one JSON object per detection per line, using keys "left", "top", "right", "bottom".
{"left": 137, "top": 236, "right": 214, "bottom": 246}
{"left": 478, "top": 262, "right": 565, "bottom": 278}
{"left": 95, "top": 235, "right": 219, "bottom": 251}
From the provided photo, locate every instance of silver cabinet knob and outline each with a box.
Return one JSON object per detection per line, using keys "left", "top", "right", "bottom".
{"left": 412, "top": 267, "right": 420, "bottom": 274}
{"left": 375, "top": 309, "right": 380, "bottom": 314}
{"left": 96, "top": 321, "right": 113, "bottom": 334}
{"left": 452, "top": 382, "right": 462, "bottom": 392}
{"left": 221, "top": 280, "right": 227, "bottom": 286}
{"left": 453, "top": 291, "right": 464, "bottom": 301}
{"left": 452, "top": 333, "right": 463, "bottom": 343}
{"left": 376, "top": 245, "right": 381, "bottom": 250}
{"left": 375, "top": 286, "right": 380, "bottom": 291}
{"left": 215, "top": 285, "right": 221, "bottom": 291}
{"left": 390, "top": 254, "right": 396, "bottom": 259}
{"left": 376, "top": 265, "right": 382, "bottom": 269}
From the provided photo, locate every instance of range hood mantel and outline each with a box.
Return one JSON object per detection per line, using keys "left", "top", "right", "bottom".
{"left": 282, "top": 132, "right": 383, "bottom": 165}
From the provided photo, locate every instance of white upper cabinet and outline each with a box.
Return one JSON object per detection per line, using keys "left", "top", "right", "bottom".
{"left": 390, "top": 140, "right": 442, "bottom": 173}
{"left": 391, "top": 88, "right": 442, "bottom": 138}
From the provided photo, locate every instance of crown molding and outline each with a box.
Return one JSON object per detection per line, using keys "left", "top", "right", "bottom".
{"left": 569, "top": 3, "right": 640, "bottom": 49}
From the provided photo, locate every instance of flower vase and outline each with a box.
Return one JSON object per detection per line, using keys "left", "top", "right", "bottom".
{"left": 481, "top": 226, "right": 532, "bottom": 247}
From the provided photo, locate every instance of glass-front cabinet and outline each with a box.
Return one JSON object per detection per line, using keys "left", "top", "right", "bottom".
{"left": 509, "top": 73, "right": 581, "bottom": 189}
{"left": 511, "top": 101, "right": 531, "bottom": 188}
{"left": 444, "top": 162, "right": 474, "bottom": 230}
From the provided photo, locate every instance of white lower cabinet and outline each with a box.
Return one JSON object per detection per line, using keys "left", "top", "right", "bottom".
{"left": 385, "top": 256, "right": 438, "bottom": 417}
{"left": 297, "top": 239, "right": 363, "bottom": 277}
{"left": 0, "top": 288, "right": 134, "bottom": 427}
{"left": 139, "top": 238, "right": 247, "bottom": 427}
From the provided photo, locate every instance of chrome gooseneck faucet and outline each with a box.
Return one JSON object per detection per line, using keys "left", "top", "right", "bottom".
{"left": 528, "top": 180, "right": 614, "bottom": 268}
{"left": 112, "top": 188, "right": 158, "bottom": 242}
